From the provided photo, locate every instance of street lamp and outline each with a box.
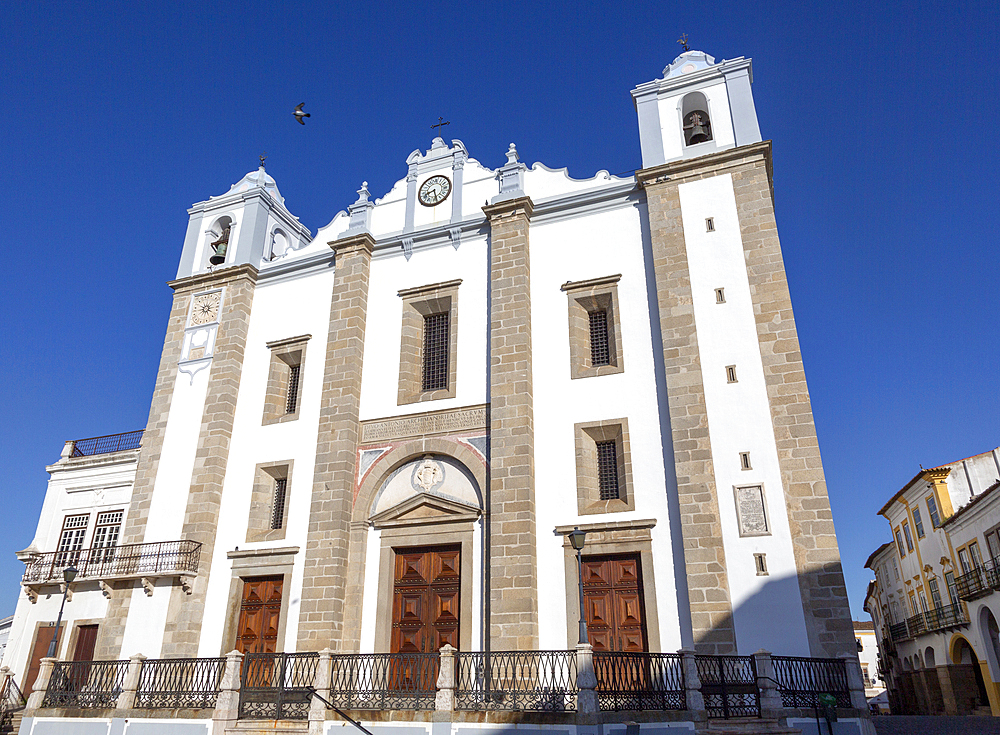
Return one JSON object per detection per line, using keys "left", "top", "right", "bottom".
{"left": 47, "top": 565, "right": 78, "bottom": 658}
{"left": 568, "top": 527, "right": 588, "bottom": 645}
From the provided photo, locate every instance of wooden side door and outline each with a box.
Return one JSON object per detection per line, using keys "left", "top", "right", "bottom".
{"left": 390, "top": 546, "right": 460, "bottom": 653}
{"left": 24, "top": 624, "right": 63, "bottom": 697}
{"left": 73, "top": 624, "right": 99, "bottom": 661}
{"left": 235, "top": 575, "right": 283, "bottom": 655}
{"left": 582, "top": 554, "right": 648, "bottom": 652}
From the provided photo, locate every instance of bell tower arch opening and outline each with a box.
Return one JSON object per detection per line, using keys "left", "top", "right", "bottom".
{"left": 681, "top": 92, "right": 713, "bottom": 146}
{"left": 203, "top": 215, "right": 234, "bottom": 268}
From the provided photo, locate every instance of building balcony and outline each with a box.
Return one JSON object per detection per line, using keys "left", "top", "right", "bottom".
{"left": 19, "top": 540, "right": 201, "bottom": 601}
{"left": 891, "top": 604, "right": 969, "bottom": 643}
{"left": 955, "top": 559, "right": 1000, "bottom": 601}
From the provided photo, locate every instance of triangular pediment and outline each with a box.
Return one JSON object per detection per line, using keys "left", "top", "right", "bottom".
{"left": 370, "top": 492, "right": 481, "bottom": 528}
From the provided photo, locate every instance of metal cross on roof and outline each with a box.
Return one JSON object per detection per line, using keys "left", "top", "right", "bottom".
{"left": 432, "top": 117, "right": 451, "bottom": 132}
{"left": 677, "top": 33, "right": 690, "bottom": 52}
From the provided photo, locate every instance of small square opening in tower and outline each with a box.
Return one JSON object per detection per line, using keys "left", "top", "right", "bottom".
{"left": 740, "top": 452, "right": 752, "bottom": 470}
{"left": 706, "top": 217, "right": 715, "bottom": 232}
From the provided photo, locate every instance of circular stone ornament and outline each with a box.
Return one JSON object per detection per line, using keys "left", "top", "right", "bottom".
{"left": 418, "top": 175, "right": 452, "bottom": 206}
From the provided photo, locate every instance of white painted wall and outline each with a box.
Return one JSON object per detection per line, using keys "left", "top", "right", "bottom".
{"left": 679, "top": 173, "right": 810, "bottom": 656}
{"left": 657, "top": 80, "right": 735, "bottom": 162}
{"left": 529, "top": 201, "right": 684, "bottom": 652}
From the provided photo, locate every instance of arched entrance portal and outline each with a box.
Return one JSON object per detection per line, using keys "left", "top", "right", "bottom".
{"left": 348, "top": 448, "right": 484, "bottom": 654}
{"left": 951, "top": 636, "right": 990, "bottom": 713}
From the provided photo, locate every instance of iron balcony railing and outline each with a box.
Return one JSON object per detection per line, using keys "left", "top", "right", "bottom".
{"left": 771, "top": 656, "right": 851, "bottom": 709}
{"left": 70, "top": 431, "right": 143, "bottom": 457}
{"left": 239, "top": 652, "right": 319, "bottom": 720}
{"left": 1, "top": 675, "right": 26, "bottom": 732}
{"left": 22, "top": 540, "right": 202, "bottom": 585}
{"left": 955, "top": 558, "right": 1000, "bottom": 601}
{"left": 135, "top": 657, "right": 225, "bottom": 709}
{"left": 891, "top": 603, "right": 969, "bottom": 642}
{"left": 455, "top": 650, "right": 578, "bottom": 711}
{"left": 888, "top": 621, "right": 910, "bottom": 642}
{"left": 328, "top": 652, "right": 438, "bottom": 711}
{"left": 593, "top": 652, "right": 686, "bottom": 711}
{"left": 43, "top": 660, "right": 129, "bottom": 709}
{"left": 695, "top": 655, "right": 760, "bottom": 719}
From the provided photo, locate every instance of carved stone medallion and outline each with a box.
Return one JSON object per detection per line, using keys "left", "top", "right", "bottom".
{"left": 411, "top": 456, "right": 444, "bottom": 492}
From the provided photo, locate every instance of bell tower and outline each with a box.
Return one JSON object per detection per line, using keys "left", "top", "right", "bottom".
{"left": 631, "top": 50, "right": 762, "bottom": 168}
{"left": 175, "top": 165, "right": 311, "bottom": 279}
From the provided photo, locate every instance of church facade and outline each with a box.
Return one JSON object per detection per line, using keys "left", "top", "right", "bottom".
{"left": 4, "top": 49, "right": 854, "bottom": 685}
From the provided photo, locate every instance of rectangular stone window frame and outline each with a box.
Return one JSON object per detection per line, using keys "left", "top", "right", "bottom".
{"left": 715, "top": 287, "right": 726, "bottom": 304}
{"left": 220, "top": 546, "right": 298, "bottom": 655}
{"left": 262, "top": 335, "right": 311, "bottom": 426}
{"left": 554, "top": 519, "right": 661, "bottom": 651}
{"left": 246, "top": 460, "right": 294, "bottom": 543}
{"left": 561, "top": 274, "right": 625, "bottom": 380}
{"left": 754, "top": 553, "right": 768, "bottom": 576}
{"left": 574, "top": 418, "right": 634, "bottom": 516}
{"left": 397, "top": 280, "right": 461, "bottom": 405}
{"left": 734, "top": 483, "right": 771, "bottom": 538}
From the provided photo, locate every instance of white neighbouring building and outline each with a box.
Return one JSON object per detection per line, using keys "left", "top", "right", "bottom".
{"left": 4, "top": 48, "right": 864, "bottom": 734}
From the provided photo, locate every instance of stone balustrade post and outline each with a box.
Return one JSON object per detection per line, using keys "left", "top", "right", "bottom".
{"left": 753, "top": 649, "right": 783, "bottom": 718}
{"left": 839, "top": 653, "right": 870, "bottom": 711}
{"left": 0, "top": 666, "right": 14, "bottom": 696}
{"left": 310, "top": 648, "right": 333, "bottom": 735}
{"left": 435, "top": 644, "right": 456, "bottom": 712}
{"left": 679, "top": 649, "right": 705, "bottom": 717}
{"left": 212, "top": 650, "right": 243, "bottom": 735}
{"left": 115, "top": 653, "right": 147, "bottom": 710}
{"left": 575, "top": 643, "right": 598, "bottom": 716}
{"left": 25, "top": 657, "right": 56, "bottom": 712}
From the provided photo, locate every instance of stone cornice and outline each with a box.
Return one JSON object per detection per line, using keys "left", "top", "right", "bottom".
{"left": 397, "top": 279, "right": 462, "bottom": 299}
{"left": 265, "top": 334, "right": 312, "bottom": 350}
{"left": 636, "top": 140, "right": 773, "bottom": 188}
{"left": 167, "top": 263, "right": 259, "bottom": 293}
{"left": 46, "top": 448, "right": 141, "bottom": 474}
{"left": 482, "top": 196, "right": 534, "bottom": 221}
{"left": 560, "top": 274, "right": 622, "bottom": 292}
{"left": 329, "top": 231, "right": 376, "bottom": 256}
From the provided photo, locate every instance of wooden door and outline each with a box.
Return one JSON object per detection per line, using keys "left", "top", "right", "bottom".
{"left": 73, "top": 625, "right": 99, "bottom": 661}
{"left": 24, "top": 624, "right": 63, "bottom": 697}
{"left": 391, "top": 546, "right": 460, "bottom": 653}
{"left": 582, "top": 554, "right": 648, "bottom": 652}
{"left": 235, "top": 576, "right": 283, "bottom": 654}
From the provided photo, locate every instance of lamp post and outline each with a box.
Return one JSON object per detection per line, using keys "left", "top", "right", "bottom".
{"left": 47, "top": 565, "right": 78, "bottom": 658}
{"left": 568, "top": 527, "right": 588, "bottom": 645}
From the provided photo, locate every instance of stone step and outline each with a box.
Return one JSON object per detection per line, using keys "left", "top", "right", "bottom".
{"left": 701, "top": 718, "right": 802, "bottom": 735}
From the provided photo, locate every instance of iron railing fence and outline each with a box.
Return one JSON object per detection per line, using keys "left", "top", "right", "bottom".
{"left": 888, "top": 621, "right": 910, "bottom": 642}
{"left": 43, "top": 660, "right": 129, "bottom": 709}
{"left": 1, "top": 675, "right": 26, "bottom": 733}
{"left": 903, "top": 603, "right": 968, "bottom": 639}
{"left": 22, "top": 540, "right": 202, "bottom": 584}
{"left": 70, "top": 431, "right": 143, "bottom": 457}
{"left": 955, "top": 558, "right": 1000, "bottom": 601}
{"left": 135, "top": 657, "right": 225, "bottom": 709}
{"left": 695, "top": 655, "right": 759, "bottom": 719}
{"left": 327, "top": 652, "right": 438, "bottom": 710}
{"left": 771, "top": 656, "right": 850, "bottom": 709}
{"left": 239, "top": 652, "right": 318, "bottom": 720}
{"left": 593, "top": 652, "right": 685, "bottom": 711}
{"left": 455, "top": 651, "right": 577, "bottom": 711}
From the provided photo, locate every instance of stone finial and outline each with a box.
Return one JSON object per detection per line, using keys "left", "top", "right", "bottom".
{"left": 346, "top": 181, "right": 375, "bottom": 233}
{"left": 505, "top": 143, "right": 519, "bottom": 163}
{"left": 492, "top": 143, "right": 528, "bottom": 204}
{"left": 355, "top": 181, "right": 371, "bottom": 204}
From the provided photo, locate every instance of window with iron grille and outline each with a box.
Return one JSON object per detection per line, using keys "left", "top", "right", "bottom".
{"left": 271, "top": 478, "right": 288, "bottom": 530}
{"left": 589, "top": 310, "right": 610, "bottom": 367}
{"left": 596, "top": 440, "right": 620, "bottom": 501}
{"left": 285, "top": 365, "right": 301, "bottom": 414}
{"left": 422, "top": 313, "right": 450, "bottom": 391}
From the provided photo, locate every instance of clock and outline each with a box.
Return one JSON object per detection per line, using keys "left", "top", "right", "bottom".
{"left": 418, "top": 175, "right": 452, "bottom": 206}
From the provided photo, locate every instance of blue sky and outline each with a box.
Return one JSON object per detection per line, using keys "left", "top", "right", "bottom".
{"left": 1, "top": 1, "right": 997, "bottom": 624}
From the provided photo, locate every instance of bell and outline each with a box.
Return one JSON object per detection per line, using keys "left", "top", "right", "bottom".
{"left": 687, "top": 124, "right": 710, "bottom": 144}
{"left": 683, "top": 111, "right": 712, "bottom": 145}
{"left": 209, "top": 226, "right": 230, "bottom": 265}
{"left": 209, "top": 242, "right": 227, "bottom": 265}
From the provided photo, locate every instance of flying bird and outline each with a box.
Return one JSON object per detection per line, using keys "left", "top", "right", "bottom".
{"left": 294, "top": 103, "right": 310, "bottom": 125}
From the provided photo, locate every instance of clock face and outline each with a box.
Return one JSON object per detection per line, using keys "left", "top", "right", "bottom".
{"left": 418, "top": 175, "right": 452, "bottom": 206}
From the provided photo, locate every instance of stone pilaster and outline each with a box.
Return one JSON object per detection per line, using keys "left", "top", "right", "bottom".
{"left": 161, "top": 266, "right": 258, "bottom": 656}
{"left": 296, "top": 232, "right": 374, "bottom": 651}
{"left": 95, "top": 265, "right": 257, "bottom": 660}
{"left": 483, "top": 196, "right": 538, "bottom": 650}
{"left": 639, "top": 170, "right": 736, "bottom": 654}
{"left": 729, "top": 142, "right": 853, "bottom": 657}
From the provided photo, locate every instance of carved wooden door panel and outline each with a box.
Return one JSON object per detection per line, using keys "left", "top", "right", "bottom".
{"left": 582, "top": 554, "right": 648, "bottom": 652}
{"left": 391, "top": 546, "right": 461, "bottom": 653}
{"left": 236, "top": 575, "right": 283, "bottom": 655}
{"left": 25, "top": 624, "right": 63, "bottom": 697}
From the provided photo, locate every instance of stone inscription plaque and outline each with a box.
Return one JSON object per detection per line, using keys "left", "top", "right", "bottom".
{"left": 361, "top": 406, "right": 487, "bottom": 443}
{"left": 735, "top": 485, "right": 769, "bottom": 536}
